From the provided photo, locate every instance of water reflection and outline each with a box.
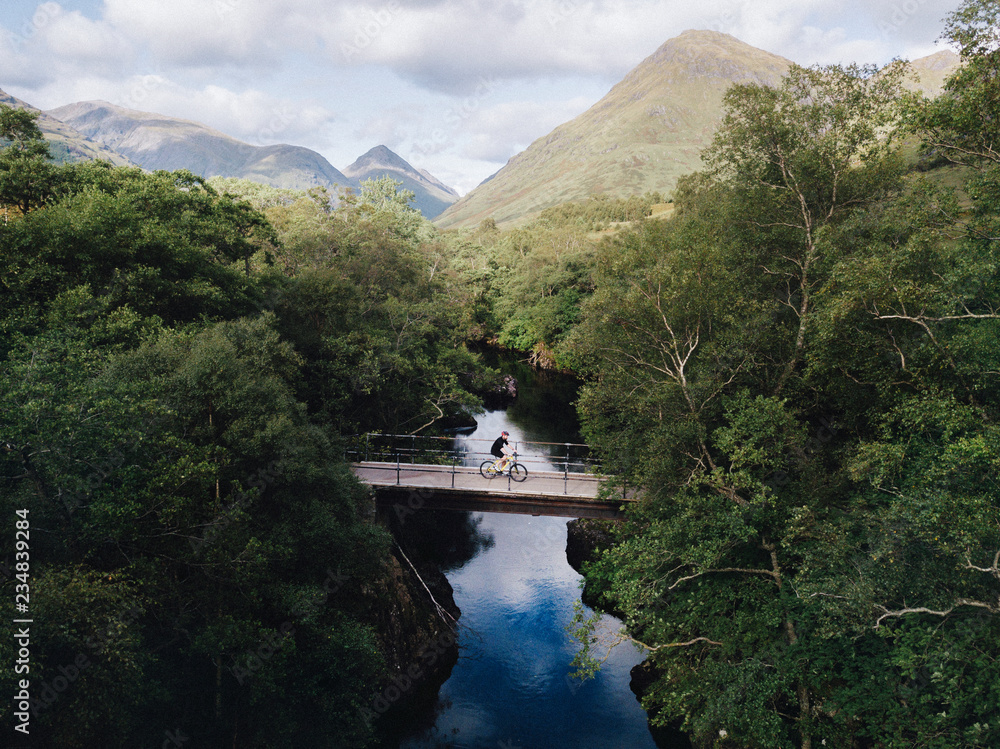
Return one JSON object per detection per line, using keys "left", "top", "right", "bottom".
{"left": 473, "top": 349, "right": 585, "bottom": 445}
{"left": 454, "top": 410, "right": 592, "bottom": 475}
{"left": 461, "top": 349, "right": 590, "bottom": 472}
{"left": 386, "top": 509, "right": 495, "bottom": 574}
{"left": 388, "top": 353, "right": 682, "bottom": 748}
{"left": 397, "top": 512, "right": 659, "bottom": 749}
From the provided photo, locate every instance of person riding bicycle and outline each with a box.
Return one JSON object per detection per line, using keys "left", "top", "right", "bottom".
{"left": 490, "top": 431, "right": 513, "bottom": 471}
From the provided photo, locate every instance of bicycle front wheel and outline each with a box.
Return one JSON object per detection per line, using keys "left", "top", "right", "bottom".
{"left": 480, "top": 460, "right": 497, "bottom": 479}
{"left": 509, "top": 463, "right": 527, "bottom": 482}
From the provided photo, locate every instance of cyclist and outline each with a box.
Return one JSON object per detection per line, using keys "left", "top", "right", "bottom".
{"left": 490, "top": 430, "right": 512, "bottom": 471}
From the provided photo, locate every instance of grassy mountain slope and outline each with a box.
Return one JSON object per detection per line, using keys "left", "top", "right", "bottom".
{"left": 46, "top": 100, "right": 353, "bottom": 190}
{"left": 904, "top": 49, "right": 961, "bottom": 96}
{"left": 435, "top": 30, "right": 793, "bottom": 229}
{"left": 1, "top": 88, "right": 136, "bottom": 167}
{"left": 342, "top": 145, "right": 459, "bottom": 219}
{"left": 435, "top": 32, "right": 962, "bottom": 230}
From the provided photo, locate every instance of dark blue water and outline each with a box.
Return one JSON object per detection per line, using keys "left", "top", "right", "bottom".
{"left": 396, "top": 375, "right": 663, "bottom": 748}
{"left": 397, "top": 509, "right": 659, "bottom": 749}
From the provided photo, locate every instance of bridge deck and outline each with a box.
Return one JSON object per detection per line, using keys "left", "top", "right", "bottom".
{"left": 351, "top": 462, "right": 630, "bottom": 519}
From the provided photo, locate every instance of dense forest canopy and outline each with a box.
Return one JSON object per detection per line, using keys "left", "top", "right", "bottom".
{"left": 565, "top": 3, "right": 1000, "bottom": 748}
{"left": 2, "top": 1, "right": 999, "bottom": 747}
{"left": 0, "top": 111, "right": 484, "bottom": 746}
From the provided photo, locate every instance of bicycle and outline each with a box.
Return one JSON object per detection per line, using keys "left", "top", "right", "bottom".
{"left": 480, "top": 451, "right": 528, "bottom": 482}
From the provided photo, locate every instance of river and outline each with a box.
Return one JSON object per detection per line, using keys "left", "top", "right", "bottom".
{"left": 386, "top": 356, "right": 690, "bottom": 749}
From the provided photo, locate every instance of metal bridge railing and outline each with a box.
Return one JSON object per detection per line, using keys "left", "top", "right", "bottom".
{"left": 344, "top": 432, "right": 605, "bottom": 496}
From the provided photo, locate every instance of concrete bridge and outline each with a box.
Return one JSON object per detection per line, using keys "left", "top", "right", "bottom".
{"left": 348, "top": 434, "right": 632, "bottom": 519}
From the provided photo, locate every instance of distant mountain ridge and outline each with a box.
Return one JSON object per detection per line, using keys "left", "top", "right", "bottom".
{"left": 435, "top": 30, "right": 961, "bottom": 229}
{"left": 5, "top": 29, "right": 959, "bottom": 228}
{"left": 46, "top": 100, "right": 354, "bottom": 192}
{"left": 343, "top": 145, "right": 459, "bottom": 219}
{"left": 39, "top": 100, "right": 457, "bottom": 217}
{"left": 0, "top": 88, "right": 136, "bottom": 167}
{"left": 903, "top": 49, "right": 961, "bottom": 96}
{"left": 435, "top": 30, "right": 794, "bottom": 228}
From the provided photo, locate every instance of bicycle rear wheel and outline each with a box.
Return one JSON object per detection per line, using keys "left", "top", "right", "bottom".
{"left": 480, "top": 460, "right": 498, "bottom": 479}
{"left": 509, "top": 463, "right": 527, "bottom": 482}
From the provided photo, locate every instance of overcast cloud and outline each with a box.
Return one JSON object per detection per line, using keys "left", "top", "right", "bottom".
{"left": 1, "top": 0, "right": 963, "bottom": 194}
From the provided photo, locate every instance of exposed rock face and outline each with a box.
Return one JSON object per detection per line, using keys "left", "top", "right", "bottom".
{"left": 359, "top": 547, "right": 460, "bottom": 743}
{"left": 630, "top": 662, "right": 695, "bottom": 748}
{"left": 565, "top": 517, "right": 618, "bottom": 571}
{"left": 566, "top": 517, "right": 621, "bottom": 608}
{"left": 439, "top": 409, "right": 478, "bottom": 434}
{"left": 370, "top": 552, "right": 459, "bottom": 680}
{"left": 362, "top": 502, "right": 465, "bottom": 736}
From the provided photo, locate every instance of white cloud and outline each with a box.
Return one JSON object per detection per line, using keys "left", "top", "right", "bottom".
{"left": 459, "top": 96, "right": 594, "bottom": 162}
{"left": 4, "top": 2, "right": 64, "bottom": 49}
{"left": 108, "top": 81, "right": 341, "bottom": 147}
{"left": 317, "top": 0, "right": 959, "bottom": 93}
{"left": 0, "top": 31, "right": 42, "bottom": 89}
{"left": 0, "top": 3, "right": 135, "bottom": 89}
{"left": 354, "top": 104, "right": 425, "bottom": 154}
{"left": 39, "top": 4, "right": 133, "bottom": 69}
{"left": 724, "top": 0, "right": 960, "bottom": 65}
{"left": 0, "top": 0, "right": 965, "bottom": 195}
{"left": 102, "top": 0, "right": 292, "bottom": 67}
{"left": 10, "top": 1, "right": 961, "bottom": 97}
{"left": 328, "top": 0, "right": 655, "bottom": 91}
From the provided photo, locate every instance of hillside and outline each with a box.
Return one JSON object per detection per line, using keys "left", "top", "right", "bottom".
{"left": 904, "top": 48, "right": 961, "bottom": 96}
{"left": 343, "top": 145, "right": 459, "bottom": 219}
{"left": 46, "top": 100, "right": 353, "bottom": 191}
{"left": 435, "top": 31, "right": 962, "bottom": 230}
{"left": 0, "top": 88, "right": 136, "bottom": 167}
{"left": 435, "top": 30, "right": 792, "bottom": 229}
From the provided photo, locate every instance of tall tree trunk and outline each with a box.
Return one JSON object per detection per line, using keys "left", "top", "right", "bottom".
{"left": 766, "top": 539, "right": 813, "bottom": 749}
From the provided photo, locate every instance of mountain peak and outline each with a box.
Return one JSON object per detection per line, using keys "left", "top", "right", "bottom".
{"left": 436, "top": 30, "right": 792, "bottom": 228}
{"left": 627, "top": 28, "right": 793, "bottom": 88}
{"left": 342, "top": 145, "right": 458, "bottom": 218}
{"left": 912, "top": 49, "right": 960, "bottom": 71}
{"left": 672, "top": 28, "right": 752, "bottom": 45}
{"left": 1, "top": 90, "right": 137, "bottom": 167}
{"left": 904, "top": 49, "right": 961, "bottom": 97}
{"left": 344, "top": 145, "right": 414, "bottom": 176}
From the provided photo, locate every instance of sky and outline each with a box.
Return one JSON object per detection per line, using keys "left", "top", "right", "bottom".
{"left": 0, "top": 0, "right": 965, "bottom": 195}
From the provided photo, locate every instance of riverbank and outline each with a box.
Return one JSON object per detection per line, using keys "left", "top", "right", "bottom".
{"left": 566, "top": 518, "right": 694, "bottom": 749}
{"left": 367, "top": 505, "right": 464, "bottom": 745}
{"left": 566, "top": 517, "right": 621, "bottom": 608}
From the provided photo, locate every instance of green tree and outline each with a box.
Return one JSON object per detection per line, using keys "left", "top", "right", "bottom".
{"left": 273, "top": 251, "right": 481, "bottom": 434}
{"left": 908, "top": 0, "right": 1000, "bottom": 260}
{"left": 0, "top": 158, "right": 455, "bottom": 746}
{"left": 564, "top": 57, "right": 1000, "bottom": 749}
{"left": 705, "top": 61, "right": 908, "bottom": 394}
{"left": 0, "top": 314, "right": 391, "bottom": 747}
{"left": 345, "top": 175, "right": 426, "bottom": 244}
{"left": 0, "top": 165, "right": 264, "bottom": 345}
{"left": 0, "top": 103, "right": 55, "bottom": 215}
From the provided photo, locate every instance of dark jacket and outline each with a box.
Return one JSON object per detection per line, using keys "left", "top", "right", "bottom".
{"left": 490, "top": 436, "right": 508, "bottom": 458}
